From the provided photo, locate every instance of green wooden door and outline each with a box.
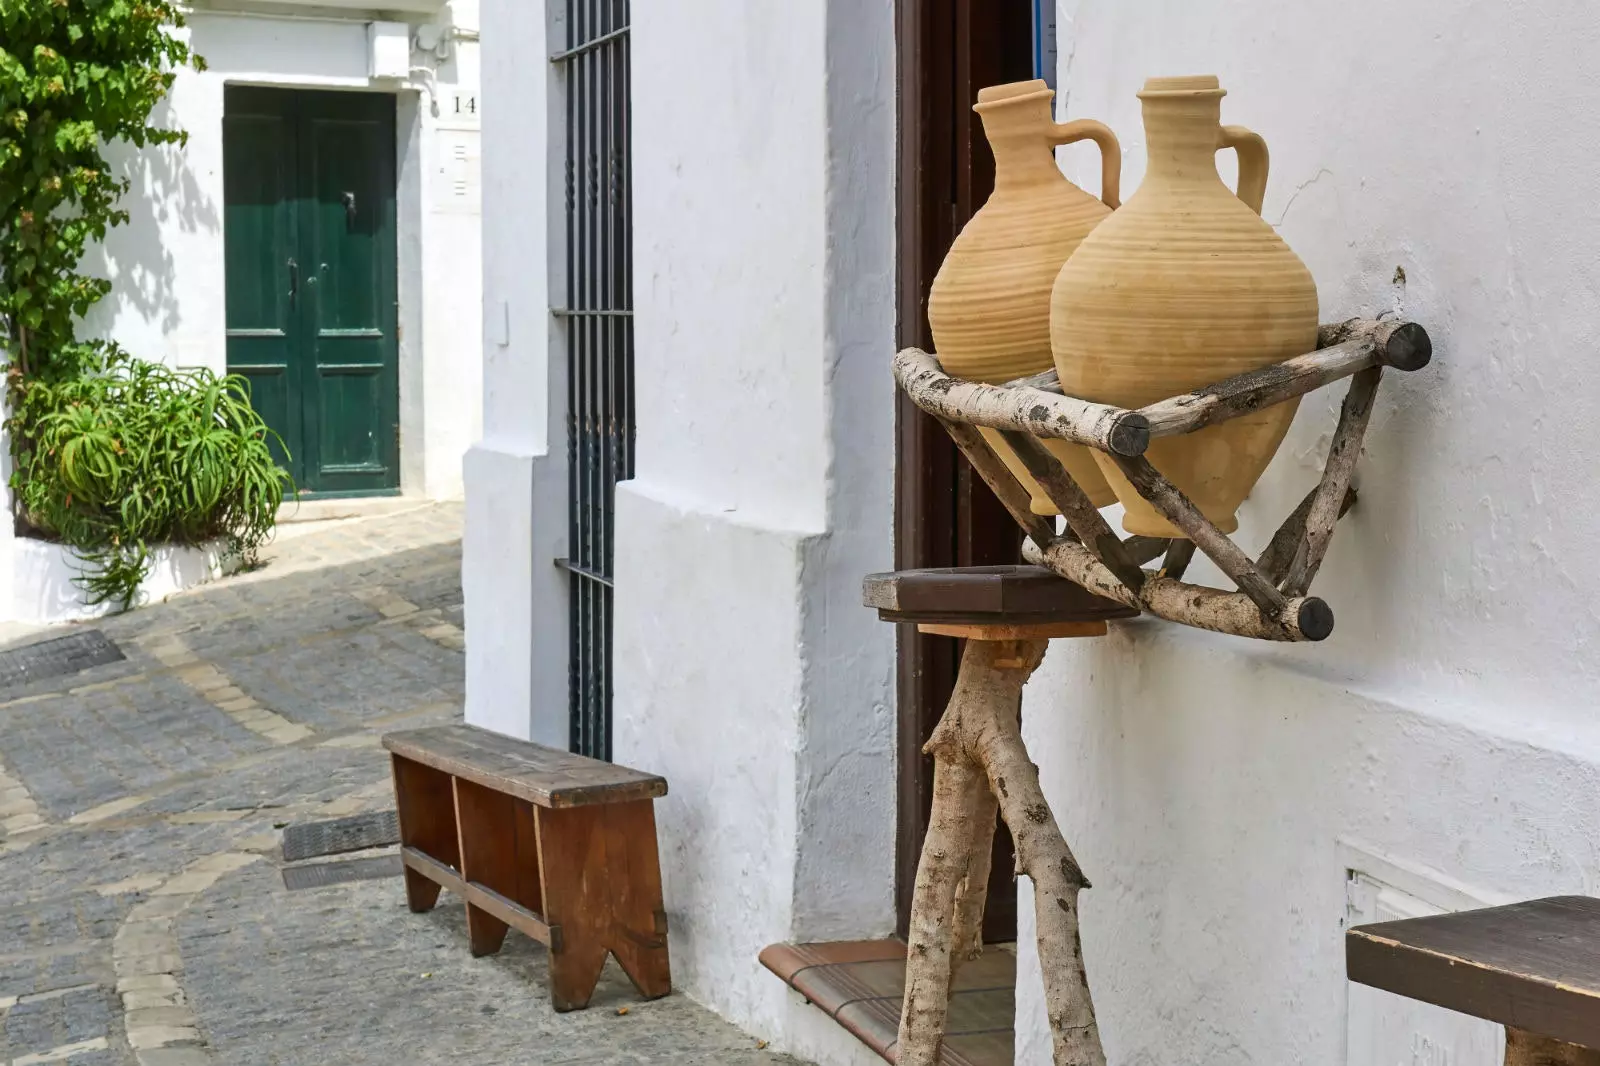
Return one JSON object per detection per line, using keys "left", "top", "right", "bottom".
{"left": 223, "top": 88, "right": 400, "bottom": 495}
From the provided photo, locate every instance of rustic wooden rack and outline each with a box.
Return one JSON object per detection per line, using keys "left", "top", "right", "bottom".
{"left": 894, "top": 317, "right": 1433, "bottom": 642}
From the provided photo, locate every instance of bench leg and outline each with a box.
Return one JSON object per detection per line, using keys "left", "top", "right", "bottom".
{"left": 392, "top": 755, "right": 458, "bottom": 914}
{"left": 537, "top": 801, "right": 672, "bottom": 1011}
{"left": 603, "top": 800, "right": 672, "bottom": 1001}
{"left": 1506, "top": 1029, "right": 1600, "bottom": 1066}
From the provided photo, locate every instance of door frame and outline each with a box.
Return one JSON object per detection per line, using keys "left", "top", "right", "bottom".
{"left": 222, "top": 84, "right": 403, "bottom": 498}
{"left": 894, "top": 0, "right": 1036, "bottom": 943}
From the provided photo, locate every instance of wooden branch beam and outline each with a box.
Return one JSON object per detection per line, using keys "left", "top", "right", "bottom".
{"left": 1136, "top": 320, "right": 1428, "bottom": 439}
{"left": 1106, "top": 454, "right": 1288, "bottom": 620}
{"left": 1022, "top": 537, "right": 1334, "bottom": 642}
{"left": 1257, "top": 485, "right": 1358, "bottom": 586}
{"left": 1158, "top": 540, "right": 1197, "bottom": 581}
{"left": 1124, "top": 536, "right": 1172, "bottom": 566}
{"left": 895, "top": 348, "right": 1150, "bottom": 456}
{"left": 1003, "top": 431, "right": 1145, "bottom": 593}
{"left": 938, "top": 419, "right": 1058, "bottom": 549}
{"left": 1001, "top": 319, "right": 1429, "bottom": 441}
{"left": 1282, "top": 367, "right": 1382, "bottom": 596}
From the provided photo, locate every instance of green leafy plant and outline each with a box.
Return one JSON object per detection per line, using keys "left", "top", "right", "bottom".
{"left": 0, "top": 1, "right": 291, "bottom": 608}
{"left": 12, "top": 344, "right": 289, "bottom": 606}
{"left": 0, "top": 0, "right": 200, "bottom": 380}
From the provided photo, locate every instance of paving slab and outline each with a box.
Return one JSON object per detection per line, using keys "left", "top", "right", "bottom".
{"left": 0, "top": 504, "right": 803, "bottom": 1066}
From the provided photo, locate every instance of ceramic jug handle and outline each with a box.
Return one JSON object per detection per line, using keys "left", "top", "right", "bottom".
{"left": 1051, "top": 119, "right": 1122, "bottom": 209}
{"left": 1217, "top": 125, "right": 1269, "bottom": 215}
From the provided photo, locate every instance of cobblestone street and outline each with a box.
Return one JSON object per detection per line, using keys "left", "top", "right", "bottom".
{"left": 0, "top": 504, "right": 797, "bottom": 1066}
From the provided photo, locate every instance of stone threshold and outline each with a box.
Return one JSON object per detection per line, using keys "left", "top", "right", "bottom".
{"left": 758, "top": 939, "right": 1014, "bottom": 1065}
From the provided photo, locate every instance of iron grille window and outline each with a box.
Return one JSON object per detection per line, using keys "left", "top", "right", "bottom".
{"left": 554, "top": 0, "right": 633, "bottom": 761}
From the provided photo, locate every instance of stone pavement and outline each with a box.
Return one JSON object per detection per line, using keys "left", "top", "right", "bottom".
{"left": 0, "top": 503, "right": 800, "bottom": 1066}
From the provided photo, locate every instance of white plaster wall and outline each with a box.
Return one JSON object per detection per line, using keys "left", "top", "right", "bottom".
{"left": 1013, "top": 1, "right": 1600, "bottom": 1061}
{"left": 464, "top": 0, "right": 567, "bottom": 744}
{"left": 611, "top": 0, "right": 896, "bottom": 1055}
{"left": 78, "top": 4, "right": 482, "bottom": 500}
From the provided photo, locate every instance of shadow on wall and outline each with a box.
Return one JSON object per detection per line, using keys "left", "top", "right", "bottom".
{"left": 79, "top": 96, "right": 220, "bottom": 343}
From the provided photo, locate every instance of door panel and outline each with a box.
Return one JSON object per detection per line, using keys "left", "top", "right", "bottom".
{"left": 223, "top": 87, "right": 399, "bottom": 496}
{"left": 223, "top": 98, "right": 301, "bottom": 479}
{"left": 298, "top": 94, "right": 398, "bottom": 492}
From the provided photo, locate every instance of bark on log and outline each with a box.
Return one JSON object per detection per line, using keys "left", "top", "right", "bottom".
{"left": 898, "top": 743, "right": 993, "bottom": 1066}
{"left": 1106, "top": 454, "right": 1288, "bottom": 619}
{"left": 1257, "top": 485, "right": 1358, "bottom": 586}
{"left": 1004, "top": 431, "right": 1145, "bottom": 593}
{"left": 896, "top": 349, "right": 1150, "bottom": 456}
{"left": 1318, "top": 318, "right": 1433, "bottom": 372}
{"left": 1504, "top": 1029, "right": 1600, "bottom": 1066}
{"left": 1281, "top": 367, "right": 1381, "bottom": 597}
{"left": 951, "top": 784, "right": 999, "bottom": 970}
{"left": 897, "top": 638, "right": 1107, "bottom": 1066}
{"left": 1022, "top": 537, "right": 1334, "bottom": 641}
{"left": 1124, "top": 536, "right": 1172, "bottom": 567}
{"left": 1159, "top": 539, "right": 1197, "bottom": 581}
{"left": 1136, "top": 337, "right": 1377, "bottom": 439}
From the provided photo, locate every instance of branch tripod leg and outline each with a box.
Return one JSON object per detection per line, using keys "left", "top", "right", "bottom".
{"left": 897, "top": 638, "right": 1107, "bottom": 1066}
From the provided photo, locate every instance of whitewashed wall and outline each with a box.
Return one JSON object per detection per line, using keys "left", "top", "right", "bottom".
{"left": 470, "top": 3, "right": 896, "bottom": 1059}
{"left": 1014, "top": 1, "right": 1600, "bottom": 1062}
{"left": 80, "top": 3, "right": 482, "bottom": 501}
{"left": 613, "top": 0, "right": 896, "bottom": 1058}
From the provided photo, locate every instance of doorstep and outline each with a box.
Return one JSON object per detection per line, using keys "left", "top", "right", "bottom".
{"left": 758, "top": 939, "right": 1014, "bottom": 1065}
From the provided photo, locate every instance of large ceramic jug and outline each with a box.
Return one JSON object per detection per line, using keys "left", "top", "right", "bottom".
{"left": 928, "top": 79, "right": 1121, "bottom": 514}
{"left": 1050, "top": 75, "right": 1318, "bottom": 537}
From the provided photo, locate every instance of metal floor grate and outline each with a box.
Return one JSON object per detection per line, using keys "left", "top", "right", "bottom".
{"left": 0, "top": 630, "right": 124, "bottom": 690}
{"left": 281, "top": 810, "right": 400, "bottom": 863}
{"left": 282, "top": 854, "right": 402, "bottom": 891}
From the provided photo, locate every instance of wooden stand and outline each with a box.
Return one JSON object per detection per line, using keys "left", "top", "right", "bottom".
{"left": 383, "top": 724, "right": 673, "bottom": 1012}
{"left": 1348, "top": 896, "right": 1600, "bottom": 1066}
{"left": 865, "top": 566, "right": 1136, "bottom": 1066}
{"left": 893, "top": 317, "right": 1434, "bottom": 643}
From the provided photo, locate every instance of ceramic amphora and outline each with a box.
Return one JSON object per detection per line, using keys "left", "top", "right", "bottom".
{"left": 928, "top": 79, "right": 1121, "bottom": 514}
{"left": 1050, "top": 75, "right": 1318, "bottom": 537}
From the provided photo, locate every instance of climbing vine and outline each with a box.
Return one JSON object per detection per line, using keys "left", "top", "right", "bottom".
{"left": 0, "top": 0, "right": 290, "bottom": 608}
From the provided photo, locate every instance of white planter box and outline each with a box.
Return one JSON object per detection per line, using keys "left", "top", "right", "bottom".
{"left": 10, "top": 537, "right": 243, "bottom": 625}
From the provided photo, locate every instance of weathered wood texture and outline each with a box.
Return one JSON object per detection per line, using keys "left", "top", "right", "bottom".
{"left": 897, "top": 637, "right": 1103, "bottom": 1066}
{"left": 1347, "top": 896, "right": 1600, "bottom": 1051}
{"left": 890, "top": 318, "right": 1432, "bottom": 642}
{"left": 863, "top": 564, "right": 1137, "bottom": 623}
{"left": 1004, "top": 317, "right": 1431, "bottom": 438}
{"left": 1280, "top": 366, "right": 1381, "bottom": 596}
{"left": 1505, "top": 1029, "right": 1600, "bottom": 1066}
{"left": 384, "top": 724, "right": 667, "bottom": 808}
{"left": 1005, "top": 432, "right": 1147, "bottom": 592}
{"left": 896, "top": 348, "right": 1151, "bottom": 456}
{"left": 387, "top": 731, "right": 671, "bottom": 1012}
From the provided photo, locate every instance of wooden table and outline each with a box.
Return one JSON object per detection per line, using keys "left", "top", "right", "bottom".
{"left": 1348, "top": 895, "right": 1600, "bottom": 1065}
{"left": 864, "top": 564, "right": 1136, "bottom": 1066}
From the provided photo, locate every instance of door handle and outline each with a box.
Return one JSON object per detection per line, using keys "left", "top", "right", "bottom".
{"left": 288, "top": 258, "right": 298, "bottom": 307}
{"left": 342, "top": 191, "right": 357, "bottom": 228}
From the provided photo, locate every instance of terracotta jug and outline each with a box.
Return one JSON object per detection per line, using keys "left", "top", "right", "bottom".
{"left": 928, "top": 79, "right": 1121, "bottom": 514}
{"left": 1050, "top": 75, "right": 1318, "bottom": 537}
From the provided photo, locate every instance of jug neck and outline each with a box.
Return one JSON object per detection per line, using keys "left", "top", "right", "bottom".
{"left": 988, "top": 133, "right": 1071, "bottom": 191}
{"left": 1139, "top": 82, "right": 1226, "bottom": 189}
{"left": 974, "top": 82, "right": 1067, "bottom": 194}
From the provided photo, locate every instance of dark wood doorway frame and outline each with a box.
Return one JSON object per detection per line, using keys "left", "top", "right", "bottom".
{"left": 894, "top": 0, "right": 1036, "bottom": 942}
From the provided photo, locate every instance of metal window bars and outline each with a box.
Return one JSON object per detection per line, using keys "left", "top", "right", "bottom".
{"left": 553, "top": 0, "right": 633, "bottom": 761}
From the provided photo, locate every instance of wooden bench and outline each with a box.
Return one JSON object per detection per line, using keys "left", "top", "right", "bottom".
{"left": 1348, "top": 895, "right": 1600, "bottom": 1065}
{"left": 383, "top": 724, "right": 672, "bottom": 1012}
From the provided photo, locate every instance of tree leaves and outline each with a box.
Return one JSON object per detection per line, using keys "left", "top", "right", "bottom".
{"left": 0, "top": 0, "right": 194, "bottom": 374}
{"left": 0, "top": 5, "right": 284, "bottom": 610}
